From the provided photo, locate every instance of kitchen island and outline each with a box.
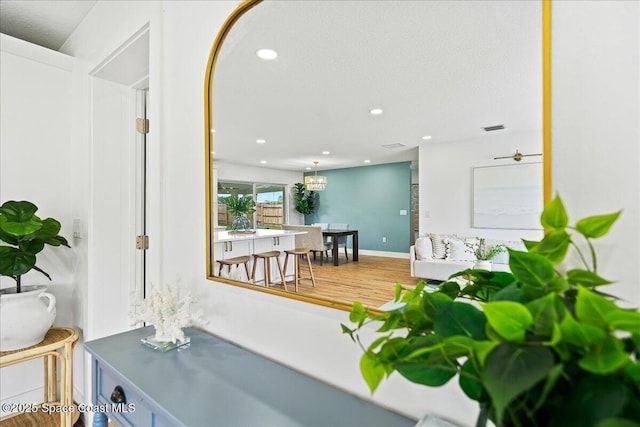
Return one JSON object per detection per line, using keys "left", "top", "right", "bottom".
{"left": 213, "top": 229, "right": 306, "bottom": 284}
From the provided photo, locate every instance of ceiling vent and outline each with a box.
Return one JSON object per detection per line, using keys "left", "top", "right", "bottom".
{"left": 381, "top": 143, "right": 406, "bottom": 149}
{"left": 483, "top": 124, "right": 505, "bottom": 132}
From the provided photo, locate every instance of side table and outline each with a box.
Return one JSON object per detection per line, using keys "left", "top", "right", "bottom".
{"left": 1, "top": 327, "right": 79, "bottom": 427}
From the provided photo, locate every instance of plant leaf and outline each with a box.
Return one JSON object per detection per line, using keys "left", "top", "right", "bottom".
{"left": 579, "top": 335, "right": 630, "bottom": 374}
{"left": 0, "top": 213, "right": 42, "bottom": 236}
{"left": 575, "top": 211, "right": 621, "bottom": 239}
{"left": 490, "top": 282, "right": 524, "bottom": 302}
{"left": 549, "top": 375, "right": 628, "bottom": 427}
{"left": 529, "top": 229, "right": 571, "bottom": 264}
{"left": 459, "top": 359, "right": 484, "bottom": 401}
{"left": 567, "top": 269, "right": 612, "bottom": 288}
{"left": 508, "top": 249, "right": 555, "bottom": 288}
{"left": 0, "top": 200, "right": 38, "bottom": 222}
{"left": 541, "top": 195, "right": 568, "bottom": 229}
{"left": 438, "top": 281, "right": 460, "bottom": 300}
{"left": 434, "top": 301, "right": 488, "bottom": 340}
{"left": 420, "top": 292, "right": 452, "bottom": 321}
{"left": 473, "top": 341, "right": 499, "bottom": 366}
{"left": 31, "top": 265, "right": 52, "bottom": 280}
{"left": 0, "top": 246, "right": 36, "bottom": 276}
{"left": 32, "top": 217, "right": 61, "bottom": 239}
{"left": 360, "top": 352, "right": 386, "bottom": 393}
{"left": 482, "top": 342, "right": 555, "bottom": 426}
{"left": 526, "top": 293, "right": 562, "bottom": 337}
{"left": 576, "top": 286, "right": 618, "bottom": 328}
{"left": 483, "top": 301, "right": 533, "bottom": 342}
{"left": 559, "top": 311, "right": 605, "bottom": 346}
{"left": 396, "top": 360, "right": 457, "bottom": 387}
{"left": 597, "top": 419, "right": 640, "bottom": 427}
{"left": 349, "top": 301, "right": 368, "bottom": 326}
{"left": 604, "top": 309, "right": 640, "bottom": 333}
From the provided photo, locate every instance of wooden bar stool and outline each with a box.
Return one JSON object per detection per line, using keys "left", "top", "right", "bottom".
{"left": 251, "top": 251, "right": 286, "bottom": 290}
{"left": 216, "top": 255, "right": 251, "bottom": 281}
{"left": 283, "top": 247, "right": 317, "bottom": 292}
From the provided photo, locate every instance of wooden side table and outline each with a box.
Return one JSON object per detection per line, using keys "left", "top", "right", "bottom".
{"left": 1, "top": 327, "right": 79, "bottom": 427}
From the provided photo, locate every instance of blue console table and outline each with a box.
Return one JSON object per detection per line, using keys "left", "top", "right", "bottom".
{"left": 84, "top": 326, "right": 416, "bottom": 427}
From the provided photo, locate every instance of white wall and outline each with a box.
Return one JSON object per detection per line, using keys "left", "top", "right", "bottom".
{"left": 0, "top": 34, "right": 81, "bottom": 414}
{"left": 419, "top": 130, "right": 544, "bottom": 241}
{"left": 552, "top": 0, "right": 639, "bottom": 307}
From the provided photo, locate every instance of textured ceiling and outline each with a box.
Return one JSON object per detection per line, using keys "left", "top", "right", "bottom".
{"left": 0, "top": 0, "right": 96, "bottom": 50}
{"left": 212, "top": 0, "right": 543, "bottom": 172}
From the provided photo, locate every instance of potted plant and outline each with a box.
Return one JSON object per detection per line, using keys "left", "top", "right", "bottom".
{"left": 292, "top": 182, "right": 318, "bottom": 217}
{"left": 0, "top": 200, "right": 70, "bottom": 350}
{"left": 466, "top": 237, "right": 506, "bottom": 271}
{"left": 342, "top": 195, "right": 640, "bottom": 427}
{"left": 224, "top": 195, "right": 256, "bottom": 232}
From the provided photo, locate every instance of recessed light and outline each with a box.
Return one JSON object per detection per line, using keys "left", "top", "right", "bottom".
{"left": 305, "top": 167, "right": 311, "bottom": 170}
{"left": 369, "top": 108, "right": 383, "bottom": 115}
{"left": 322, "top": 151, "right": 330, "bottom": 155}
{"left": 421, "top": 135, "right": 432, "bottom": 140}
{"left": 364, "top": 160, "right": 371, "bottom": 164}
{"left": 260, "top": 160, "right": 267, "bottom": 164}
{"left": 256, "top": 48, "right": 278, "bottom": 60}
{"left": 256, "top": 139, "right": 266, "bottom": 144}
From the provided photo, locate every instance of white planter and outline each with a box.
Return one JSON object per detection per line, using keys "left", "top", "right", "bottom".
{"left": 473, "top": 260, "right": 492, "bottom": 271}
{"left": 0, "top": 285, "right": 57, "bottom": 351}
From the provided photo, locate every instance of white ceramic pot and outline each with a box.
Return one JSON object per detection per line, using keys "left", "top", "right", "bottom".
{"left": 0, "top": 285, "right": 56, "bottom": 351}
{"left": 473, "top": 260, "right": 492, "bottom": 271}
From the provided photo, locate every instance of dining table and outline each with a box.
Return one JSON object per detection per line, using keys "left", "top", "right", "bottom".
{"left": 322, "top": 229, "right": 359, "bottom": 266}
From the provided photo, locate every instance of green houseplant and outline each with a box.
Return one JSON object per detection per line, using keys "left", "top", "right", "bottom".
{"left": 342, "top": 196, "right": 640, "bottom": 427}
{"left": 0, "top": 200, "right": 70, "bottom": 293}
{"left": 224, "top": 195, "right": 256, "bottom": 231}
{"left": 0, "top": 200, "right": 70, "bottom": 350}
{"left": 292, "top": 182, "right": 318, "bottom": 216}
{"left": 466, "top": 237, "right": 506, "bottom": 261}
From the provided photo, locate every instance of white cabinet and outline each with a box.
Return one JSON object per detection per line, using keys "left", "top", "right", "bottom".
{"left": 211, "top": 231, "right": 299, "bottom": 285}
{"left": 213, "top": 240, "right": 252, "bottom": 279}
{"left": 216, "top": 240, "right": 252, "bottom": 259}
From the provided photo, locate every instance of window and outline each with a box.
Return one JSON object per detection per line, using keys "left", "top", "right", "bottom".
{"left": 217, "top": 181, "right": 286, "bottom": 229}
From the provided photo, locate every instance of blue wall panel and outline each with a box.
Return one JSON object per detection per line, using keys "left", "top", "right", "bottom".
{"left": 305, "top": 162, "right": 411, "bottom": 253}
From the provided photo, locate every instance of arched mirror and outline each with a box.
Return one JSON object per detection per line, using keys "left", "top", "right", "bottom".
{"left": 205, "top": 0, "right": 551, "bottom": 310}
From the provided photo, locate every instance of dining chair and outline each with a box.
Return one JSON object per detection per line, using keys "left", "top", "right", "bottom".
{"left": 283, "top": 225, "right": 331, "bottom": 265}
{"left": 329, "top": 223, "right": 349, "bottom": 260}
{"left": 312, "top": 222, "right": 332, "bottom": 249}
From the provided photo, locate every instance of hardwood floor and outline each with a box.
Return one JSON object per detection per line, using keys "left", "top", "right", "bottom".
{"left": 271, "top": 254, "right": 423, "bottom": 309}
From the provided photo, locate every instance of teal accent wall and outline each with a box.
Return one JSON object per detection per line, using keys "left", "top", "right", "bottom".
{"left": 305, "top": 162, "right": 411, "bottom": 253}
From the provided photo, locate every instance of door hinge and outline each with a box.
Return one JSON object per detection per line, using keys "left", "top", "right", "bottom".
{"left": 136, "top": 235, "right": 149, "bottom": 250}
{"left": 136, "top": 118, "right": 149, "bottom": 134}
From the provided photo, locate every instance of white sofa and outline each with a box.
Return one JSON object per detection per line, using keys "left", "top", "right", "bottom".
{"left": 409, "top": 234, "right": 526, "bottom": 281}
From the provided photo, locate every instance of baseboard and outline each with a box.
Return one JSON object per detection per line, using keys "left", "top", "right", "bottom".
{"left": 354, "top": 249, "right": 410, "bottom": 259}
{"left": 0, "top": 388, "right": 42, "bottom": 417}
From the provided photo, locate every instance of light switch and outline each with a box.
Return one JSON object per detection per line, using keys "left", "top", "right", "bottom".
{"left": 73, "top": 218, "right": 82, "bottom": 239}
{"left": 399, "top": 210, "right": 408, "bottom": 216}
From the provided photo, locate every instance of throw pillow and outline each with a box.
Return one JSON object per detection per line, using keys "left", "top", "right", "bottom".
{"left": 414, "top": 237, "right": 433, "bottom": 260}
{"left": 429, "top": 233, "right": 448, "bottom": 259}
{"left": 446, "top": 238, "right": 477, "bottom": 261}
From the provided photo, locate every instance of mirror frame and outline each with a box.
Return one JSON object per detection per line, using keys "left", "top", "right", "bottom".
{"left": 204, "top": 0, "right": 552, "bottom": 311}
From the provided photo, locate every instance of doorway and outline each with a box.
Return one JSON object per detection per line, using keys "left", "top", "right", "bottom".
{"left": 88, "top": 25, "right": 150, "bottom": 338}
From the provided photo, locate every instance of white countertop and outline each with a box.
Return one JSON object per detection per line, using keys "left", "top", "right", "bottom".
{"left": 214, "top": 229, "right": 305, "bottom": 242}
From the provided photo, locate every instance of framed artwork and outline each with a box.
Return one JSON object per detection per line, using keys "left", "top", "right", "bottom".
{"left": 472, "top": 162, "right": 543, "bottom": 229}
